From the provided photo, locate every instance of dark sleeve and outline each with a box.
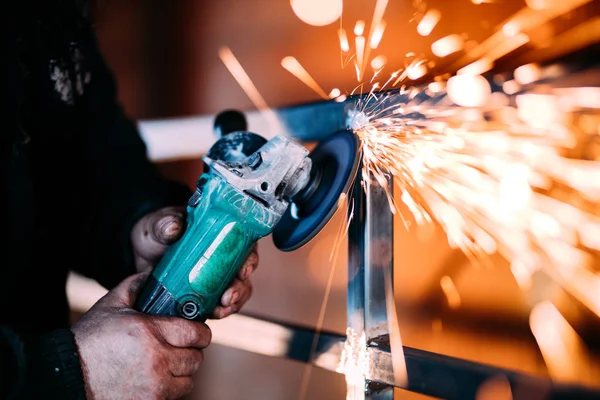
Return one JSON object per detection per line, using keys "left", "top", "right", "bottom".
{"left": 0, "top": 326, "right": 86, "bottom": 400}
{"left": 70, "top": 15, "right": 192, "bottom": 289}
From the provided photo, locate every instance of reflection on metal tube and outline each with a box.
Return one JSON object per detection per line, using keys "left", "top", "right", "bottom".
{"left": 345, "top": 172, "right": 395, "bottom": 399}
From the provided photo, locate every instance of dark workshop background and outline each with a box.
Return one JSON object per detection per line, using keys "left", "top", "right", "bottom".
{"left": 63, "top": 1, "right": 599, "bottom": 399}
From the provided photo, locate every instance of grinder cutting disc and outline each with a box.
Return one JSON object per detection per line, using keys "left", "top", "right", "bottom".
{"left": 273, "top": 129, "right": 360, "bottom": 251}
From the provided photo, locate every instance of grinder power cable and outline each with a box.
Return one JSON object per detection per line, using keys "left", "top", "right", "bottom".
{"left": 135, "top": 111, "right": 360, "bottom": 321}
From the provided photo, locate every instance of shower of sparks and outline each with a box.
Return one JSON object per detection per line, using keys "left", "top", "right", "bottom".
{"left": 360, "top": 0, "right": 389, "bottom": 81}
{"left": 348, "top": 81, "right": 600, "bottom": 319}
{"left": 279, "top": 0, "right": 600, "bottom": 395}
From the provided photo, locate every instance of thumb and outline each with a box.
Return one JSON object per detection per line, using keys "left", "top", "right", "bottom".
{"left": 132, "top": 206, "right": 186, "bottom": 264}
{"left": 100, "top": 271, "right": 151, "bottom": 308}
{"left": 150, "top": 211, "right": 186, "bottom": 246}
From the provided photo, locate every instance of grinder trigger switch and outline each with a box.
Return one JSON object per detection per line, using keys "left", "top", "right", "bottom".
{"left": 188, "top": 177, "right": 208, "bottom": 208}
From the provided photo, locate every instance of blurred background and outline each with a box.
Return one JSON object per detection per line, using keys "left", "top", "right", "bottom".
{"left": 66, "top": 1, "right": 600, "bottom": 399}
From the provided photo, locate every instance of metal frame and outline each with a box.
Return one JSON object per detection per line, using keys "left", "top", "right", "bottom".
{"left": 347, "top": 173, "right": 395, "bottom": 399}
{"left": 142, "top": 58, "right": 600, "bottom": 399}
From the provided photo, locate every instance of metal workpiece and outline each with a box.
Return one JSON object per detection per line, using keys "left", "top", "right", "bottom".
{"left": 346, "top": 171, "right": 395, "bottom": 399}
{"left": 206, "top": 313, "right": 347, "bottom": 372}
{"left": 367, "top": 335, "right": 600, "bottom": 400}
{"left": 207, "top": 313, "right": 600, "bottom": 399}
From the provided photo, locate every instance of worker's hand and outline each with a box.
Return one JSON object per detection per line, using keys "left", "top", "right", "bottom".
{"left": 212, "top": 243, "right": 258, "bottom": 319}
{"left": 131, "top": 206, "right": 187, "bottom": 273}
{"left": 130, "top": 206, "right": 259, "bottom": 319}
{"left": 72, "top": 272, "right": 211, "bottom": 400}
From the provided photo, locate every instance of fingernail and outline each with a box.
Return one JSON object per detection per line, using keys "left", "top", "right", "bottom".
{"left": 230, "top": 291, "right": 240, "bottom": 305}
{"left": 161, "top": 220, "right": 180, "bottom": 239}
{"left": 221, "top": 289, "right": 233, "bottom": 306}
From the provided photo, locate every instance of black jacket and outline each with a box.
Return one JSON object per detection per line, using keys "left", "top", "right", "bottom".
{"left": 2, "top": 1, "right": 191, "bottom": 398}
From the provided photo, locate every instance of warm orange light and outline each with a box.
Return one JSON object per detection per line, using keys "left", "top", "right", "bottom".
{"left": 417, "top": 9, "right": 441, "bottom": 36}
{"left": 370, "top": 20, "right": 387, "bottom": 49}
{"left": 219, "top": 46, "right": 282, "bottom": 133}
{"left": 526, "top": 0, "right": 561, "bottom": 9}
{"left": 370, "top": 55, "right": 387, "bottom": 70}
{"left": 290, "top": 0, "right": 343, "bottom": 26}
{"left": 502, "top": 79, "right": 520, "bottom": 95}
{"left": 503, "top": 21, "right": 520, "bottom": 37}
{"left": 530, "top": 301, "right": 592, "bottom": 383}
{"left": 428, "top": 81, "right": 445, "bottom": 93}
{"left": 447, "top": 74, "right": 491, "bottom": 107}
{"left": 281, "top": 56, "right": 330, "bottom": 99}
{"left": 355, "top": 36, "right": 366, "bottom": 81}
{"left": 354, "top": 20, "right": 365, "bottom": 36}
{"left": 407, "top": 64, "right": 427, "bottom": 80}
{"left": 329, "top": 88, "right": 341, "bottom": 98}
{"left": 514, "top": 63, "right": 542, "bottom": 85}
{"left": 440, "top": 276, "right": 461, "bottom": 309}
{"left": 431, "top": 34, "right": 464, "bottom": 57}
{"left": 457, "top": 58, "right": 494, "bottom": 75}
{"left": 338, "top": 28, "right": 350, "bottom": 52}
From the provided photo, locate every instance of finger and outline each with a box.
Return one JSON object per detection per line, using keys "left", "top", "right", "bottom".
{"left": 166, "top": 348, "right": 204, "bottom": 377}
{"left": 213, "top": 281, "right": 253, "bottom": 319}
{"left": 164, "top": 376, "right": 195, "bottom": 400}
{"left": 237, "top": 247, "right": 259, "bottom": 281}
{"left": 131, "top": 207, "right": 186, "bottom": 265}
{"left": 151, "top": 207, "right": 187, "bottom": 245}
{"left": 152, "top": 317, "right": 212, "bottom": 349}
{"left": 101, "top": 271, "right": 151, "bottom": 307}
{"left": 220, "top": 278, "right": 247, "bottom": 307}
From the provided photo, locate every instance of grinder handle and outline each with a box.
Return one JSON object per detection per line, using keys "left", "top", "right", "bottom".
{"left": 135, "top": 177, "right": 260, "bottom": 321}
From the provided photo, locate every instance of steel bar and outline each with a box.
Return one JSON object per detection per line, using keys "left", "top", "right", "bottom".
{"left": 347, "top": 173, "right": 395, "bottom": 399}
{"left": 206, "top": 313, "right": 600, "bottom": 399}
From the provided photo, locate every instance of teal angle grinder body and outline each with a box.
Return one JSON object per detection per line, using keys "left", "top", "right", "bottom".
{"left": 136, "top": 128, "right": 360, "bottom": 321}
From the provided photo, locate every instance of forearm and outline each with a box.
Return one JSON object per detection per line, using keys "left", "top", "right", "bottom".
{"left": 0, "top": 326, "right": 86, "bottom": 400}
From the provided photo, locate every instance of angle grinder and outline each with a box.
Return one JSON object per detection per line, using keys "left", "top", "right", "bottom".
{"left": 135, "top": 111, "right": 360, "bottom": 321}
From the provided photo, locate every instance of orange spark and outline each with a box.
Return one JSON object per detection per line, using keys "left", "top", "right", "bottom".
{"left": 371, "top": 55, "right": 388, "bottom": 70}
{"left": 440, "top": 276, "right": 461, "bottom": 309}
{"left": 218, "top": 46, "right": 281, "bottom": 133}
{"left": 432, "top": 34, "right": 464, "bottom": 57}
{"left": 370, "top": 20, "right": 387, "bottom": 49}
{"left": 361, "top": 0, "right": 389, "bottom": 81}
{"left": 338, "top": 28, "right": 350, "bottom": 52}
{"left": 354, "top": 20, "right": 365, "bottom": 36}
{"left": 417, "top": 9, "right": 441, "bottom": 36}
{"left": 355, "top": 36, "right": 366, "bottom": 81}
{"left": 281, "top": 56, "right": 330, "bottom": 99}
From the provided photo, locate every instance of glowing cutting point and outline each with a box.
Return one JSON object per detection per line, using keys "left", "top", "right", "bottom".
{"left": 347, "top": 109, "right": 370, "bottom": 131}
